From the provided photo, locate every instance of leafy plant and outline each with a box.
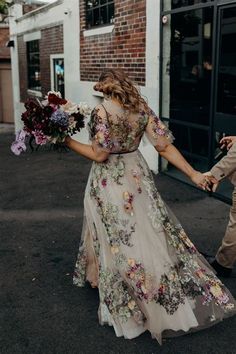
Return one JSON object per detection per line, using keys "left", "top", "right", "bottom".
{"left": 0, "top": 0, "right": 8, "bottom": 14}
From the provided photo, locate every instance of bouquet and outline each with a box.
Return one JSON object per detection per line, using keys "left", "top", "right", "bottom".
{"left": 11, "top": 91, "right": 90, "bottom": 155}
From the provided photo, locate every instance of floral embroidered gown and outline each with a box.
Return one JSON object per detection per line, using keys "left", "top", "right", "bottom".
{"left": 73, "top": 99, "right": 236, "bottom": 344}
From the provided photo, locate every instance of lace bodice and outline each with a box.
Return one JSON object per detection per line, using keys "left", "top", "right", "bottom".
{"left": 88, "top": 99, "right": 174, "bottom": 153}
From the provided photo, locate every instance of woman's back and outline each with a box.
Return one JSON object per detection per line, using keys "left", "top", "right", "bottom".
{"left": 88, "top": 98, "right": 173, "bottom": 154}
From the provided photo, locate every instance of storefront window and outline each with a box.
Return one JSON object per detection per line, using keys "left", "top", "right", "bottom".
{"left": 161, "top": 1, "right": 236, "bottom": 202}
{"left": 162, "top": 7, "right": 213, "bottom": 173}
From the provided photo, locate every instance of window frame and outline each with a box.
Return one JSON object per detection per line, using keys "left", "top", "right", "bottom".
{"left": 26, "top": 39, "right": 41, "bottom": 93}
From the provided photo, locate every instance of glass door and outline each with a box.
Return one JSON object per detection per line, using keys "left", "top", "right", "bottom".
{"left": 212, "top": 4, "right": 236, "bottom": 200}
{"left": 160, "top": 6, "right": 214, "bottom": 182}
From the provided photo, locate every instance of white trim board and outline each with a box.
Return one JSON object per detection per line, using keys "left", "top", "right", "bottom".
{"left": 23, "top": 31, "right": 41, "bottom": 42}
{"left": 84, "top": 25, "right": 114, "bottom": 37}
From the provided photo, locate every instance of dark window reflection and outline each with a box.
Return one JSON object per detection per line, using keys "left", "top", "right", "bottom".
{"left": 169, "top": 8, "right": 213, "bottom": 127}
{"left": 169, "top": 122, "right": 209, "bottom": 158}
{"left": 217, "top": 8, "right": 236, "bottom": 116}
{"left": 164, "top": 0, "right": 212, "bottom": 11}
{"left": 162, "top": 7, "right": 213, "bottom": 173}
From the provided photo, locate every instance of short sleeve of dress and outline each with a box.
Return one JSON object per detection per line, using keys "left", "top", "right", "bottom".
{"left": 145, "top": 108, "right": 174, "bottom": 151}
{"left": 88, "top": 104, "right": 113, "bottom": 152}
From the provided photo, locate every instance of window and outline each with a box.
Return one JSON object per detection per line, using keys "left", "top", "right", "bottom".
{"left": 27, "top": 40, "right": 41, "bottom": 92}
{"left": 86, "top": 0, "right": 114, "bottom": 28}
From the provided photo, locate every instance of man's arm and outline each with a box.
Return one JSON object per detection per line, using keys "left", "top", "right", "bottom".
{"left": 210, "top": 142, "right": 236, "bottom": 181}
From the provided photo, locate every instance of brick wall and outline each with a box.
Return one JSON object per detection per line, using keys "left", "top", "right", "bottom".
{"left": 40, "top": 25, "right": 63, "bottom": 95}
{"left": 18, "top": 24, "right": 63, "bottom": 102}
{"left": 80, "top": 0, "right": 146, "bottom": 85}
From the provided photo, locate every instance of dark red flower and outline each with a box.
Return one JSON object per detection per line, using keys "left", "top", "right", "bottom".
{"left": 73, "top": 112, "right": 85, "bottom": 131}
{"left": 43, "top": 105, "right": 54, "bottom": 117}
{"left": 24, "top": 98, "right": 40, "bottom": 111}
{"left": 48, "top": 93, "right": 67, "bottom": 106}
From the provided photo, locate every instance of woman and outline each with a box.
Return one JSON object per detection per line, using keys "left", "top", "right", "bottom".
{"left": 65, "top": 69, "right": 236, "bottom": 344}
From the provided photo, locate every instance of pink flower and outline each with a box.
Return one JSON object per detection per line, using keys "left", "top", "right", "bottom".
{"left": 11, "top": 140, "right": 26, "bottom": 155}
{"left": 11, "top": 129, "right": 28, "bottom": 156}
{"left": 32, "top": 130, "right": 48, "bottom": 145}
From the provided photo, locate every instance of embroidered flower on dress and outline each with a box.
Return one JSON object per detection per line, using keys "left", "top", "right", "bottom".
{"left": 99, "top": 269, "right": 146, "bottom": 324}
{"left": 101, "top": 178, "right": 107, "bottom": 187}
{"left": 126, "top": 259, "right": 158, "bottom": 302}
{"left": 73, "top": 246, "right": 87, "bottom": 287}
{"left": 123, "top": 191, "right": 134, "bottom": 216}
{"left": 111, "top": 245, "right": 120, "bottom": 255}
{"left": 131, "top": 169, "right": 142, "bottom": 193}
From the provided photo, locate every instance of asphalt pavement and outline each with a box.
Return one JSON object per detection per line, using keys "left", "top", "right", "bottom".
{"left": 0, "top": 128, "right": 235, "bottom": 354}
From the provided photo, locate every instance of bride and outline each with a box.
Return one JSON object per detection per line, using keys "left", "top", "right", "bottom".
{"left": 65, "top": 68, "right": 236, "bottom": 344}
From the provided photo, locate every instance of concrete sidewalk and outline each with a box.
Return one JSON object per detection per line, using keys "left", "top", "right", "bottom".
{"left": 0, "top": 131, "right": 235, "bottom": 354}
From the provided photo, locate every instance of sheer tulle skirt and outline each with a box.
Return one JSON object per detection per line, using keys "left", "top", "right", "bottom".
{"left": 73, "top": 151, "right": 236, "bottom": 345}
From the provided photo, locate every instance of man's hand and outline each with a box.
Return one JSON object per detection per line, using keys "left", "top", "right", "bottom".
{"left": 203, "top": 172, "right": 219, "bottom": 192}
{"left": 220, "top": 136, "right": 236, "bottom": 150}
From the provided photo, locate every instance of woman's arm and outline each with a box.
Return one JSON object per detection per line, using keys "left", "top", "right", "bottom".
{"left": 65, "top": 136, "right": 109, "bottom": 162}
{"left": 158, "top": 143, "right": 207, "bottom": 188}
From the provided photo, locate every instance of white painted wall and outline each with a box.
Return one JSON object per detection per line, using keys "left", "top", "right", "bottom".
{"left": 142, "top": 0, "right": 161, "bottom": 172}
{"left": 9, "top": 4, "right": 23, "bottom": 132}
{"left": 9, "top": 0, "right": 161, "bottom": 172}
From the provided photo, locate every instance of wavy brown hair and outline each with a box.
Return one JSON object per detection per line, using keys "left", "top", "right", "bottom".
{"left": 93, "top": 68, "right": 148, "bottom": 113}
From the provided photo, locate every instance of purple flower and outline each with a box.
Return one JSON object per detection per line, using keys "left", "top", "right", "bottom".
{"left": 50, "top": 109, "right": 69, "bottom": 127}
{"left": 11, "top": 129, "right": 28, "bottom": 156}
{"left": 32, "top": 130, "right": 48, "bottom": 145}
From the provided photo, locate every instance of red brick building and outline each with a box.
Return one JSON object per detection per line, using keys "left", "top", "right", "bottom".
{"left": 18, "top": 24, "right": 64, "bottom": 102}
{"left": 79, "top": 0, "right": 146, "bottom": 85}
{"left": 15, "top": 0, "right": 148, "bottom": 103}
{"left": 9, "top": 0, "right": 159, "bottom": 171}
